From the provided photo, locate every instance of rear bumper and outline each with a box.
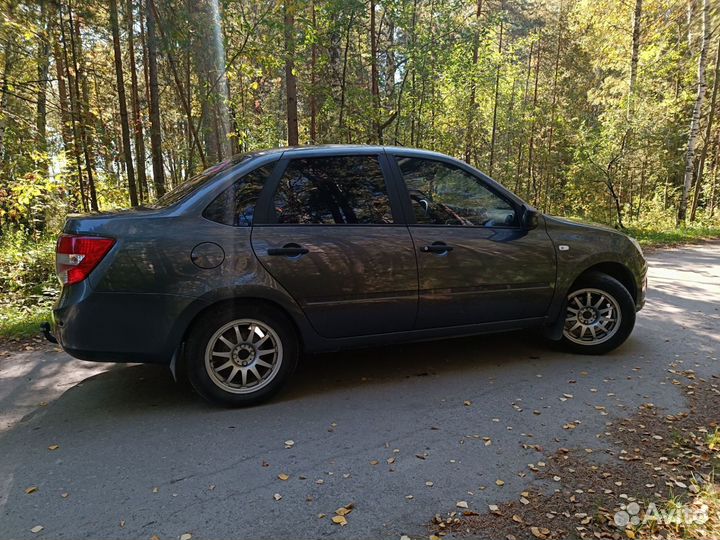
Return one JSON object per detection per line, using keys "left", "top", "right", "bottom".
{"left": 53, "top": 289, "right": 199, "bottom": 364}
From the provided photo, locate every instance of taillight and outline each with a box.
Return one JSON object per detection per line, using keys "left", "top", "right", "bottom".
{"left": 56, "top": 234, "right": 115, "bottom": 286}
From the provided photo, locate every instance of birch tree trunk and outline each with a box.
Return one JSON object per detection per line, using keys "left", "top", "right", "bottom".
{"left": 678, "top": 0, "right": 709, "bottom": 224}
{"left": 690, "top": 40, "right": 719, "bottom": 221}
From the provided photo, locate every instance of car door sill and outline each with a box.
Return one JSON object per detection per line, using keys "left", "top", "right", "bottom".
{"left": 306, "top": 316, "right": 547, "bottom": 352}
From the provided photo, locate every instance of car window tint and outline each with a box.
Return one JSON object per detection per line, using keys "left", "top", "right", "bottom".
{"left": 203, "top": 165, "right": 274, "bottom": 226}
{"left": 396, "top": 157, "right": 517, "bottom": 227}
{"left": 273, "top": 156, "right": 393, "bottom": 224}
{"left": 152, "top": 154, "right": 252, "bottom": 208}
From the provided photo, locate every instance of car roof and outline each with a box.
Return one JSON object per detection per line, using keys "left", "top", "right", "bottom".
{"left": 243, "top": 144, "right": 453, "bottom": 160}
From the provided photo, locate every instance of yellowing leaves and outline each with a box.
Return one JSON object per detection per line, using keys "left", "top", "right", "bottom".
{"left": 277, "top": 473, "right": 289, "bottom": 481}
{"left": 331, "top": 503, "right": 353, "bottom": 526}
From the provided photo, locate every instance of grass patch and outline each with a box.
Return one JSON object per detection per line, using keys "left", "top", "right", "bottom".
{"left": 626, "top": 224, "right": 720, "bottom": 249}
{"left": 0, "top": 303, "right": 52, "bottom": 340}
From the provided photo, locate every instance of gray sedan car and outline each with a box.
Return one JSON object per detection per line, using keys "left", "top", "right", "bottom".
{"left": 49, "top": 145, "right": 647, "bottom": 406}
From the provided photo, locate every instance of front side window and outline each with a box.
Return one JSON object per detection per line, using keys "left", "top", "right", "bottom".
{"left": 396, "top": 157, "right": 518, "bottom": 227}
{"left": 272, "top": 156, "right": 393, "bottom": 225}
{"left": 203, "top": 165, "right": 274, "bottom": 226}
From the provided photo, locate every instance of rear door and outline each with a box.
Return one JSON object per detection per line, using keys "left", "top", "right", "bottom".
{"left": 390, "top": 153, "right": 556, "bottom": 329}
{"left": 251, "top": 151, "right": 419, "bottom": 338}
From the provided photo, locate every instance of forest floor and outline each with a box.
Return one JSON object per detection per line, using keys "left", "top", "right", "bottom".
{"left": 0, "top": 243, "right": 718, "bottom": 539}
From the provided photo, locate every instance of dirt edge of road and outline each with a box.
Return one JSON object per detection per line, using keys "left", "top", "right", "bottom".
{"left": 429, "top": 372, "right": 720, "bottom": 540}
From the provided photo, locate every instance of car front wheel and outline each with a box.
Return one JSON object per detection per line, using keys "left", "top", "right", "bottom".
{"left": 561, "top": 272, "right": 636, "bottom": 354}
{"left": 185, "top": 303, "right": 298, "bottom": 406}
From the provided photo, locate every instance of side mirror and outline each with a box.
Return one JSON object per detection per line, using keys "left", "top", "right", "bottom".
{"left": 522, "top": 207, "right": 539, "bottom": 230}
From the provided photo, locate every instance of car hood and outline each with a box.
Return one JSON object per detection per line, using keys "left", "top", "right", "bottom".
{"left": 543, "top": 215, "right": 627, "bottom": 237}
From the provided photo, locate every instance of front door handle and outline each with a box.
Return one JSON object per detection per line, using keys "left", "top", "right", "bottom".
{"left": 421, "top": 242, "right": 453, "bottom": 254}
{"left": 267, "top": 243, "right": 309, "bottom": 257}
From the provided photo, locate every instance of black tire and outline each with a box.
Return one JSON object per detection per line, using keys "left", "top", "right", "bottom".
{"left": 185, "top": 302, "right": 299, "bottom": 407}
{"left": 560, "top": 272, "right": 636, "bottom": 355}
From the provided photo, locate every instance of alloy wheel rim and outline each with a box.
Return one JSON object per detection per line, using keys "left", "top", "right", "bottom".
{"left": 563, "top": 288, "right": 622, "bottom": 346}
{"left": 204, "top": 319, "right": 283, "bottom": 394}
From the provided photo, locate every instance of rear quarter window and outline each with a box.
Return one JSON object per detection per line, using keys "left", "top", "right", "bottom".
{"left": 203, "top": 165, "right": 274, "bottom": 226}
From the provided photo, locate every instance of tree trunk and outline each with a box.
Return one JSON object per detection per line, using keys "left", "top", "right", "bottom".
{"left": 190, "top": 0, "right": 232, "bottom": 162}
{"left": 369, "top": 0, "right": 381, "bottom": 143}
{"left": 489, "top": 19, "right": 503, "bottom": 176}
{"left": 110, "top": 0, "right": 138, "bottom": 206}
{"left": 527, "top": 34, "right": 542, "bottom": 201}
{"left": 338, "top": 12, "right": 354, "bottom": 135}
{"left": 678, "top": 0, "right": 709, "bottom": 224}
{"left": 152, "top": 2, "right": 207, "bottom": 168}
{"left": 284, "top": 0, "right": 299, "bottom": 146}
{"left": 709, "top": 130, "right": 719, "bottom": 216}
{"left": 515, "top": 40, "right": 534, "bottom": 193}
{"left": 146, "top": 0, "right": 165, "bottom": 198}
{"left": 58, "top": 3, "right": 87, "bottom": 210}
{"left": 464, "top": 0, "right": 482, "bottom": 165}
{"left": 35, "top": 0, "right": 51, "bottom": 153}
{"left": 628, "top": 0, "right": 642, "bottom": 120}
{"left": 127, "top": 0, "right": 148, "bottom": 203}
{"left": 690, "top": 40, "right": 720, "bottom": 221}
{"left": 309, "top": 0, "right": 317, "bottom": 143}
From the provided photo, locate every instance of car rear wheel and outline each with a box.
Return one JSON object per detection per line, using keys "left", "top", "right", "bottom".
{"left": 185, "top": 303, "right": 298, "bottom": 406}
{"left": 561, "top": 272, "right": 635, "bottom": 354}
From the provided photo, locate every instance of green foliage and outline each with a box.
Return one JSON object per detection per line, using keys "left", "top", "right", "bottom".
{"left": 0, "top": 229, "right": 57, "bottom": 299}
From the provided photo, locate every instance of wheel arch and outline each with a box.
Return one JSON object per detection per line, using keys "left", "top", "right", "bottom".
{"left": 572, "top": 261, "right": 637, "bottom": 302}
{"left": 168, "top": 286, "right": 318, "bottom": 377}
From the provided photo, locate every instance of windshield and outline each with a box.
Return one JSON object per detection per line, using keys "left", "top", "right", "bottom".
{"left": 150, "top": 154, "right": 253, "bottom": 208}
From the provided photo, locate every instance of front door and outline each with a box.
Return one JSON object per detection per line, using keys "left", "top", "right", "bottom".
{"left": 251, "top": 153, "right": 419, "bottom": 338}
{"left": 391, "top": 154, "right": 557, "bottom": 329}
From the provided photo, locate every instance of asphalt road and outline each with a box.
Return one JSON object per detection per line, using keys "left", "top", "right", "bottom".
{"left": 1, "top": 243, "right": 718, "bottom": 540}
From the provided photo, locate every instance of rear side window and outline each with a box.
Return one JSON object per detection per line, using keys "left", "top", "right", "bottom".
{"left": 203, "top": 165, "right": 274, "bottom": 226}
{"left": 272, "top": 155, "right": 393, "bottom": 224}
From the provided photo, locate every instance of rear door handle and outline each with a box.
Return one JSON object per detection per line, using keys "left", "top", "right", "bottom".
{"left": 267, "top": 243, "right": 309, "bottom": 257}
{"left": 421, "top": 242, "right": 453, "bottom": 254}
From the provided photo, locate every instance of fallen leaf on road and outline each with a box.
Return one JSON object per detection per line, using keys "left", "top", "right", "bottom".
{"left": 512, "top": 514, "right": 523, "bottom": 523}
{"left": 30, "top": 526, "right": 43, "bottom": 534}
{"left": 61, "top": 492, "right": 68, "bottom": 498}
{"left": 456, "top": 501, "right": 469, "bottom": 509}
{"left": 488, "top": 504, "right": 500, "bottom": 513}
{"left": 25, "top": 486, "right": 38, "bottom": 494}
{"left": 48, "top": 444, "right": 59, "bottom": 451}
{"left": 335, "top": 505, "right": 353, "bottom": 516}
{"left": 180, "top": 534, "right": 192, "bottom": 540}
{"left": 495, "top": 479, "right": 505, "bottom": 486}
{"left": 530, "top": 526, "right": 550, "bottom": 539}
{"left": 464, "top": 400, "right": 472, "bottom": 406}
{"left": 425, "top": 481, "right": 434, "bottom": 487}
{"left": 370, "top": 460, "right": 379, "bottom": 465}
{"left": 331, "top": 515, "right": 347, "bottom": 526}
{"left": 284, "top": 440, "right": 295, "bottom": 448}
{"left": 273, "top": 493, "right": 282, "bottom": 501}
{"left": 278, "top": 473, "right": 289, "bottom": 481}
